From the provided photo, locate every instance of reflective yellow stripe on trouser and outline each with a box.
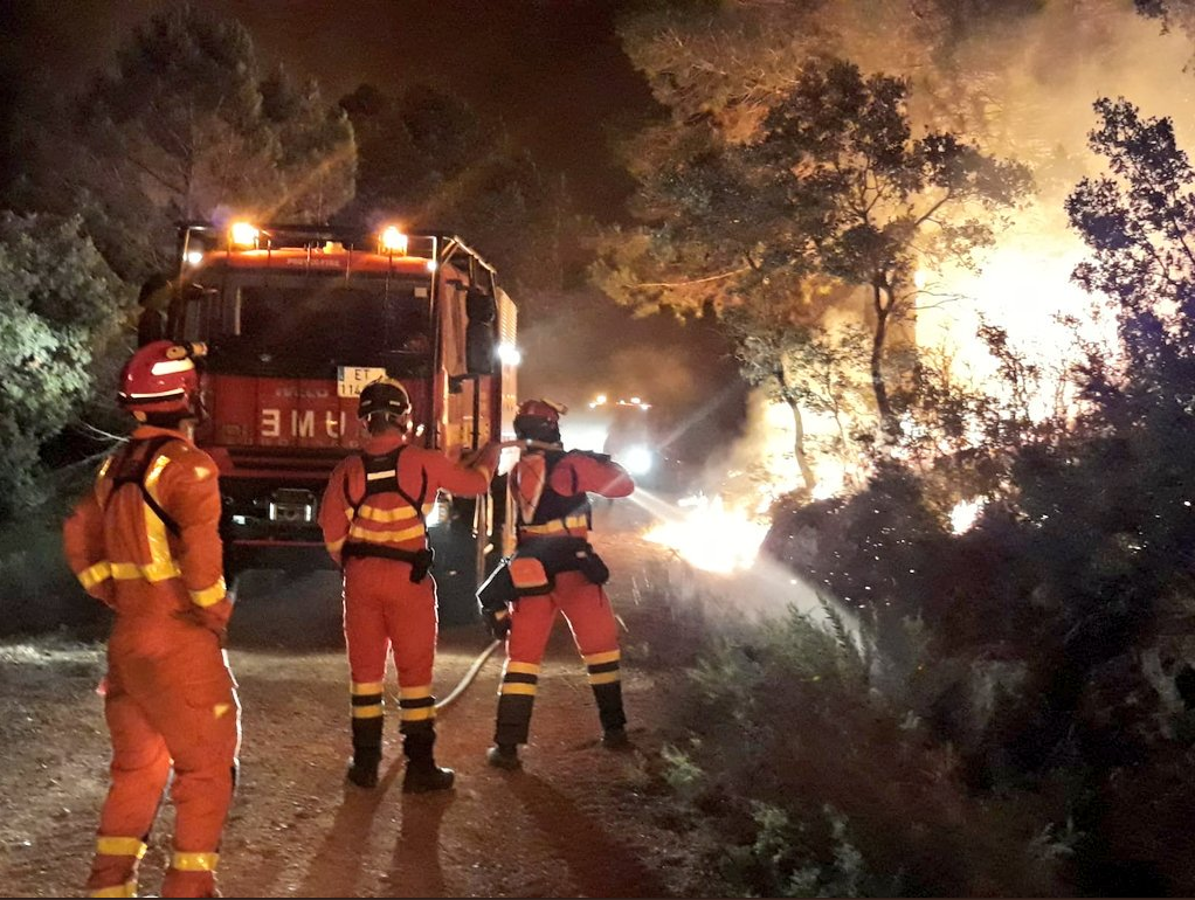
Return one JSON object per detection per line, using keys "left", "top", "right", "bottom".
{"left": 585, "top": 649, "right": 621, "bottom": 685}
{"left": 351, "top": 681, "right": 384, "bottom": 719}
{"left": 171, "top": 851, "right": 219, "bottom": 872}
{"left": 96, "top": 836, "right": 148, "bottom": 859}
{"left": 499, "top": 660, "right": 540, "bottom": 696}
{"left": 89, "top": 836, "right": 146, "bottom": 897}
{"left": 90, "top": 880, "right": 136, "bottom": 898}
{"left": 399, "top": 684, "right": 436, "bottom": 732}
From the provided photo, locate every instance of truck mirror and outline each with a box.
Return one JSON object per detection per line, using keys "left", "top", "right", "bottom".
{"left": 466, "top": 319, "right": 497, "bottom": 375}
{"left": 465, "top": 288, "right": 496, "bottom": 324}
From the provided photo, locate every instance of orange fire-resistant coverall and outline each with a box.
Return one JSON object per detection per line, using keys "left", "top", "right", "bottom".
{"left": 319, "top": 434, "right": 498, "bottom": 762}
{"left": 493, "top": 449, "right": 635, "bottom": 747}
{"left": 63, "top": 426, "right": 239, "bottom": 899}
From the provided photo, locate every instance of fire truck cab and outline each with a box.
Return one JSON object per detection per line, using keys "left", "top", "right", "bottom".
{"left": 162, "top": 221, "right": 518, "bottom": 623}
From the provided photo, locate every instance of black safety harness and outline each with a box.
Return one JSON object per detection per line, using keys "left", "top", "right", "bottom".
{"left": 103, "top": 436, "right": 181, "bottom": 536}
{"left": 341, "top": 444, "right": 435, "bottom": 582}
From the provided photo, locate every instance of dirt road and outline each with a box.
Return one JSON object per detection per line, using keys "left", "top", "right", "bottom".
{"left": 0, "top": 502, "right": 712, "bottom": 898}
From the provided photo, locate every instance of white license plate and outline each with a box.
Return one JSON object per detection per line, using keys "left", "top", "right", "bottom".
{"left": 337, "top": 366, "right": 388, "bottom": 398}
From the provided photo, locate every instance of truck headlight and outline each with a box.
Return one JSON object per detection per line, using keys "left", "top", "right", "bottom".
{"left": 624, "top": 445, "right": 654, "bottom": 476}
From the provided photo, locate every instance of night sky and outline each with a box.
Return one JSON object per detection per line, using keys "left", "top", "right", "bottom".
{"left": 1, "top": 0, "right": 660, "bottom": 218}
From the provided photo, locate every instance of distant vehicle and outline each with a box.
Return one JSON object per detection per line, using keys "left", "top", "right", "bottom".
{"left": 591, "top": 396, "right": 684, "bottom": 491}
{"left": 156, "top": 221, "right": 520, "bottom": 622}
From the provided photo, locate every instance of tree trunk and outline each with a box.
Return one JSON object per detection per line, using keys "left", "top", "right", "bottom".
{"left": 870, "top": 282, "right": 896, "bottom": 434}
{"left": 785, "top": 395, "right": 817, "bottom": 493}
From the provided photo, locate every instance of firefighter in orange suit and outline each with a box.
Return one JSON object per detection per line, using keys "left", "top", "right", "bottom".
{"left": 480, "top": 399, "right": 635, "bottom": 769}
{"left": 320, "top": 378, "right": 499, "bottom": 792}
{"left": 63, "top": 340, "right": 239, "bottom": 899}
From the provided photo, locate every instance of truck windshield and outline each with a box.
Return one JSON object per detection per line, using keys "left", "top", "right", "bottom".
{"left": 235, "top": 285, "right": 429, "bottom": 358}
{"left": 190, "top": 277, "right": 433, "bottom": 379}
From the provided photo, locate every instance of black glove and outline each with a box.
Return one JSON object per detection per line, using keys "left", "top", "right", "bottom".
{"left": 484, "top": 606, "right": 512, "bottom": 641}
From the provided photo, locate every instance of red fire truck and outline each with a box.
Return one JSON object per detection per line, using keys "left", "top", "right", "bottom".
{"left": 162, "top": 221, "right": 518, "bottom": 622}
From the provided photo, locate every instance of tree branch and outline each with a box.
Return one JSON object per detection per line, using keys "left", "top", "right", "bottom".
{"left": 627, "top": 265, "right": 753, "bottom": 290}
{"left": 912, "top": 187, "right": 954, "bottom": 231}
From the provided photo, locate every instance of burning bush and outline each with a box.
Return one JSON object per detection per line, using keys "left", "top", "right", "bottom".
{"left": 649, "top": 94, "right": 1195, "bottom": 896}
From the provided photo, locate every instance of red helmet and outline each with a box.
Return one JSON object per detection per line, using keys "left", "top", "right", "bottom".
{"left": 117, "top": 340, "right": 206, "bottom": 415}
{"left": 516, "top": 399, "right": 565, "bottom": 423}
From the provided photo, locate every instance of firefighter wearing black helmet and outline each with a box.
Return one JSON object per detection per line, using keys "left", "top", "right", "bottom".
{"left": 480, "top": 399, "right": 636, "bottom": 769}
{"left": 319, "top": 378, "right": 500, "bottom": 792}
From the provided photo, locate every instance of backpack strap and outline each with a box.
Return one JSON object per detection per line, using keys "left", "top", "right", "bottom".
{"left": 343, "top": 444, "right": 429, "bottom": 527}
{"left": 105, "top": 436, "right": 182, "bottom": 537}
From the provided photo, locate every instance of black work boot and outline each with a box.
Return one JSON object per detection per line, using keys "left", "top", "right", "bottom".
{"left": 346, "top": 746, "right": 381, "bottom": 788}
{"left": 486, "top": 743, "right": 522, "bottom": 769}
{"left": 601, "top": 726, "right": 632, "bottom": 750}
{"left": 592, "top": 680, "right": 628, "bottom": 749}
{"left": 347, "top": 714, "right": 383, "bottom": 788}
{"left": 402, "top": 727, "right": 455, "bottom": 794}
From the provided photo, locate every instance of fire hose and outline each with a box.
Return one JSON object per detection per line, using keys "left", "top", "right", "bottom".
{"left": 434, "top": 639, "right": 502, "bottom": 711}
{"left": 432, "top": 439, "right": 560, "bottom": 712}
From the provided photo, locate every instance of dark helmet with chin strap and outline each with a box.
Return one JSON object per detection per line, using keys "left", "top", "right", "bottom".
{"left": 358, "top": 378, "right": 411, "bottom": 424}
{"left": 514, "top": 398, "right": 566, "bottom": 444}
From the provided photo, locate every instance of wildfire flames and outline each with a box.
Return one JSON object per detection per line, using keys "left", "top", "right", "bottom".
{"left": 642, "top": 493, "right": 771, "bottom": 574}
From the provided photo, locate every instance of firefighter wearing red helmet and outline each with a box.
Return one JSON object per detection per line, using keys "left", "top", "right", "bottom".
{"left": 480, "top": 398, "right": 635, "bottom": 769}
{"left": 319, "top": 378, "right": 500, "bottom": 792}
{"left": 63, "top": 340, "right": 240, "bottom": 899}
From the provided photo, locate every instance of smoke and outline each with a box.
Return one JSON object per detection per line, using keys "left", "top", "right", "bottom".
{"left": 519, "top": 286, "right": 747, "bottom": 462}
{"left": 891, "top": 0, "right": 1195, "bottom": 378}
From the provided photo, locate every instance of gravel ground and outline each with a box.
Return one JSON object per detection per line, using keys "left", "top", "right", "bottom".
{"left": 0, "top": 501, "right": 720, "bottom": 898}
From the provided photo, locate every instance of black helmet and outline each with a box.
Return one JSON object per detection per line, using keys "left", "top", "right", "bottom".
{"left": 514, "top": 398, "right": 566, "bottom": 444}
{"left": 358, "top": 378, "right": 410, "bottom": 420}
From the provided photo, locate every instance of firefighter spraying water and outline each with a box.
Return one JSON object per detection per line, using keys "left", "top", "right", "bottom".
{"left": 478, "top": 400, "right": 636, "bottom": 769}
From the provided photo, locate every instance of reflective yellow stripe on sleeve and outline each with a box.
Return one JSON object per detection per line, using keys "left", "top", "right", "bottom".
{"left": 189, "top": 579, "right": 226, "bottom": 608}
{"left": 78, "top": 561, "right": 113, "bottom": 590}
{"left": 109, "top": 560, "right": 184, "bottom": 583}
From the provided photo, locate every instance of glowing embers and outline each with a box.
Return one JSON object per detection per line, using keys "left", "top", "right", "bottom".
{"left": 949, "top": 497, "right": 985, "bottom": 534}
{"left": 643, "top": 493, "right": 769, "bottom": 574}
